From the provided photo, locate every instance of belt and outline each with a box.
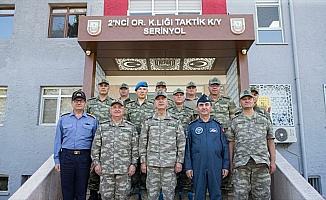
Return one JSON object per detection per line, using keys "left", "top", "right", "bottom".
{"left": 62, "top": 148, "right": 91, "bottom": 155}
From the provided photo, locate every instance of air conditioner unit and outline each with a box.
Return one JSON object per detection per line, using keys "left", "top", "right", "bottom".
{"left": 273, "top": 127, "right": 297, "bottom": 143}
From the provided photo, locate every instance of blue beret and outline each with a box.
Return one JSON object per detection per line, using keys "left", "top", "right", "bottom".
{"left": 135, "top": 81, "right": 148, "bottom": 91}
{"left": 197, "top": 94, "right": 211, "bottom": 105}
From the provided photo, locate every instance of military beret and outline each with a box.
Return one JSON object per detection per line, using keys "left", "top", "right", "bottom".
{"left": 209, "top": 77, "right": 221, "bottom": 85}
{"left": 98, "top": 79, "right": 110, "bottom": 85}
{"left": 240, "top": 89, "right": 254, "bottom": 99}
{"left": 72, "top": 90, "right": 86, "bottom": 101}
{"left": 156, "top": 81, "right": 167, "bottom": 87}
{"left": 111, "top": 99, "right": 124, "bottom": 106}
{"left": 173, "top": 88, "right": 184, "bottom": 95}
{"left": 250, "top": 86, "right": 259, "bottom": 94}
{"left": 120, "top": 83, "right": 129, "bottom": 89}
{"left": 197, "top": 94, "right": 211, "bottom": 105}
{"left": 155, "top": 90, "right": 167, "bottom": 99}
{"left": 186, "top": 81, "right": 196, "bottom": 88}
{"left": 135, "top": 81, "right": 148, "bottom": 91}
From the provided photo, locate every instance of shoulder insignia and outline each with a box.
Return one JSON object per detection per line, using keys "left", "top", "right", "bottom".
{"left": 87, "top": 97, "right": 96, "bottom": 101}
{"left": 100, "top": 120, "right": 110, "bottom": 124}
{"left": 145, "top": 116, "right": 153, "bottom": 121}
{"left": 86, "top": 113, "right": 96, "bottom": 119}
{"left": 60, "top": 112, "right": 70, "bottom": 117}
{"left": 256, "top": 111, "right": 268, "bottom": 120}
{"left": 234, "top": 109, "right": 242, "bottom": 117}
{"left": 125, "top": 120, "right": 135, "bottom": 126}
{"left": 222, "top": 95, "right": 231, "bottom": 100}
{"left": 232, "top": 114, "right": 241, "bottom": 120}
{"left": 212, "top": 118, "right": 222, "bottom": 125}
{"left": 189, "top": 118, "right": 198, "bottom": 125}
{"left": 184, "top": 105, "right": 194, "bottom": 110}
{"left": 126, "top": 100, "right": 135, "bottom": 105}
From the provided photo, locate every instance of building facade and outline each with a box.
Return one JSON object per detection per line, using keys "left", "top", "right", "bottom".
{"left": 0, "top": 0, "right": 325, "bottom": 199}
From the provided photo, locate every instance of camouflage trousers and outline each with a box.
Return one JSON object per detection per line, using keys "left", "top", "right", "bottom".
{"left": 88, "top": 170, "right": 100, "bottom": 191}
{"left": 100, "top": 174, "right": 131, "bottom": 200}
{"left": 147, "top": 166, "right": 177, "bottom": 200}
{"left": 175, "top": 171, "right": 193, "bottom": 200}
{"left": 221, "top": 174, "right": 234, "bottom": 200}
{"left": 130, "top": 159, "right": 147, "bottom": 200}
{"left": 233, "top": 159, "right": 271, "bottom": 200}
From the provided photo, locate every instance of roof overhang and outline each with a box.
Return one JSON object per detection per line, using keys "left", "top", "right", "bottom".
{"left": 78, "top": 14, "right": 255, "bottom": 75}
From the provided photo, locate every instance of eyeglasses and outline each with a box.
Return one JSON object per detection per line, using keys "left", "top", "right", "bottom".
{"left": 73, "top": 99, "right": 85, "bottom": 103}
{"left": 197, "top": 102, "right": 211, "bottom": 107}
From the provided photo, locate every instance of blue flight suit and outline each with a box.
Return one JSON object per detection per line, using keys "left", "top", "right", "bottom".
{"left": 184, "top": 117, "right": 229, "bottom": 200}
{"left": 54, "top": 112, "right": 98, "bottom": 200}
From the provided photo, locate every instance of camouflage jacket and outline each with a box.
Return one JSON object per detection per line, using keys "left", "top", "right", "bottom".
{"left": 230, "top": 112, "right": 274, "bottom": 168}
{"left": 234, "top": 105, "right": 272, "bottom": 122}
{"left": 210, "top": 95, "right": 237, "bottom": 129}
{"left": 254, "top": 105, "right": 272, "bottom": 122}
{"left": 184, "top": 97, "right": 198, "bottom": 111}
{"left": 86, "top": 96, "right": 114, "bottom": 123}
{"left": 119, "top": 97, "right": 132, "bottom": 106}
{"left": 140, "top": 112, "right": 186, "bottom": 167}
{"left": 91, "top": 119, "right": 138, "bottom": 174}
{"left": 125, "top": 99, "right": 154, "bottom": 133}
{"left": 168, "top": 104, "right": 196, "bottom": 129}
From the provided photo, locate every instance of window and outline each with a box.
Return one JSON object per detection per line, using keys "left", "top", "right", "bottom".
{"left": 49, "top": 5, "right": 86, "bottom": 38}
{"left": 308, "top": 176, "right": 322, "bottom": 194}
{"left": 256, "top": 0, "right": 284, "bottom": 43}
{"left": 21, "top": 175, "right": 31, "bottom": 186}
{"left": 128, "top": 0, "right": 201, "bottom": 16}
{"left": 0, "top": 6, "right": 15, "bottom": 39}
{"left": 0, "top": 175, "right": 9, "bottom": 195}
{"left": 39, "top": 87, "right": 82, "bottom": 125}
{"left": 0, "top": 87, "right": 7, "bottom": 125}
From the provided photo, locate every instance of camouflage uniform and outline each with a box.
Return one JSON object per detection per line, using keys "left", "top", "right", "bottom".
{"left": 168, "top": 105, "right": 196, "bottom": 130}
{"left": 86, "top": 96, "right": 114, "bottom": 123}
{"left": 254, "top": 105, "right": 272, "bottom": 122}
{"left": 184, "top": 97, "right": 198, "bottom": 111}
{"left": 119, "top": 83, "right": 132, "bottom": 106}
{"left": 125, "top": 99, "right": 154, "bottom": 197}
{"left": 168, "top": 104, "right": 195, "bottom": 199}
{"left": 125, "top": 99, "right": 154, "bottom": 133}
{"left": 91, "top": 119, "right": 138, "bottom": 200}
{"left": 120, "top": 97, "right": 132, "bottom": 106}
{"left": 140, "top": 112, "right": 186, "bottom": 200}
{"left": 86, "top": 96, "right": 114, "bottom": 193}
{"left": 230, "top": 112, "right": 274, "bottom": 200}
{"left": 235, "top": 106, "right": 272, "bottom": 123}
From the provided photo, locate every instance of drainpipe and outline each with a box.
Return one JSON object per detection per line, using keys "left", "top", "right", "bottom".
{"left": 288, "top": 0, "right": 308, "bottom": 179}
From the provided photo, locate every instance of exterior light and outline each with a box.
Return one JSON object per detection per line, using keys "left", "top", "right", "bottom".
{"left": 86, "top": 50, "right": 91, "bottom": 56}
{"left": 241, "top": 49, "right": 247, "bottom": 55}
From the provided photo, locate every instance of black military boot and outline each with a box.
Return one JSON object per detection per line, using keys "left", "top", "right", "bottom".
{"left": 88, "top": 190, "right": 99, "bottom": 200}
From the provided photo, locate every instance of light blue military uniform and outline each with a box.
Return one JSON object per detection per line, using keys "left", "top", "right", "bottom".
{"left": 54, "top": 112, "right": 98, "bottom": 164}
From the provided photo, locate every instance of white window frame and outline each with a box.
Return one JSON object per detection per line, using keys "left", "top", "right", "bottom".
{"left": 0, "top": 174, "right": 9, "bottom": 196}
{"left": 128, "top": 0, "right": 202, "bottom": 16}
{"left": 39, "top": 87, "right": 81, "bottom": 126}
{"left": 0, "top": 87, "right": 8, "bottom": 126}
{"left": 0, "top": 6, "right": 15, "bottom": 39}
{"left": 255, "top": 0, "right": 285, "bottom": 44}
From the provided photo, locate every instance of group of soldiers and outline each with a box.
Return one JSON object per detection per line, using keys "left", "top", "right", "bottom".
{"left": 54, "top": 77, "right": 276, "bottom": 200}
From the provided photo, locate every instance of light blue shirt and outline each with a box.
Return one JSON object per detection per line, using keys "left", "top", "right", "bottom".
{"left": 53, "top": 112, "right": 98, "bottom": 164}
